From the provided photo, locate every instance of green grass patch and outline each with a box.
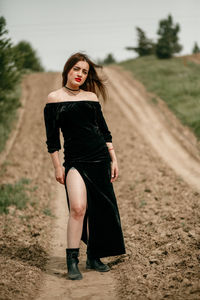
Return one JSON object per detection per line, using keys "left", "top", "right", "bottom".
{"left": 0, "top": 177, "right": 31, "bottom": 214}
{"left": 43, "top": 207, "right": 55, "bottom": 217}
{"left": 118, "top": 55, "right": 200, "bottom": 139}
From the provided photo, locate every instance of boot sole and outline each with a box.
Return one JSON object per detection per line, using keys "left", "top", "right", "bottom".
{"left": 68, "top": 274, "right": 83, "bottom": 280}
{"left": 86, "top": 264, "right": 110, "bottom": 272}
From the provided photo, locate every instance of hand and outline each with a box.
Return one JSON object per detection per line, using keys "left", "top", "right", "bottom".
{"left": 55, "top": 166, "right": 65, "bottom": 185}
{"left": 110, "top": 160, "right": 119, "bottom": 182}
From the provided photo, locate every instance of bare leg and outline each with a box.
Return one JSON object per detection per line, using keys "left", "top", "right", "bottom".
{"left": 66, "top": 167, "right": 87, "bottom": 248}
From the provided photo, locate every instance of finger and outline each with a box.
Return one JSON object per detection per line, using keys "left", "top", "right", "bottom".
{"left": 57, "top": 177, "right": 63, "bottom": 184}
{"left": 112, "top": 169, "right": 116, "bottom": 178}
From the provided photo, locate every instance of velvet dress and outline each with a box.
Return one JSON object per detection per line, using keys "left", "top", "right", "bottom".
{"left": 43, "top": 100, "right": 126, "bottom": 258}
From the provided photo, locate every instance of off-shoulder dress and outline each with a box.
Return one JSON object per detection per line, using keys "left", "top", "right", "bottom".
{"left": 43, "top": 100, "right": 126, "bottom": 258}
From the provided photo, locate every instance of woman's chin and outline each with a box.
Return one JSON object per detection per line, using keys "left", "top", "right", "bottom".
{"left": 72, "top": 82, "right": 81, "bottom": 88}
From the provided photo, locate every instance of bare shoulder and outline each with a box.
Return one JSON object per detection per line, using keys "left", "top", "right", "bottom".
{"left": 46, "top": 89, "right": 61, "bottom": 103}
{"left": 83, "top": 91, "right": 99, "bottom": 102}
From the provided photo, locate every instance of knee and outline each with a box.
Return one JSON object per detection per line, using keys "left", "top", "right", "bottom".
{"left": 70, "top": 205, "right": 86, "bottom": 220}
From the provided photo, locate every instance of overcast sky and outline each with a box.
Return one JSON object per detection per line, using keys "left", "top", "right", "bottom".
{"left": 1, "top": 0, "right": 199, "bottom": 71}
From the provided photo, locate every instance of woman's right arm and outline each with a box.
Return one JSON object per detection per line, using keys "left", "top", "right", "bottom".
{"left": 43, "top": 102, "right": 65, "bottom": 185}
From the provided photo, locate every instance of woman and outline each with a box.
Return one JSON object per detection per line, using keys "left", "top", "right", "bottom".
{"left": 43, "top": 52, "right": 126, "bottom": 280}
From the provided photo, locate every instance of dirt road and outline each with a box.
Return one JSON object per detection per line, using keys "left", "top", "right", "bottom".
{"left": 104, "top": 66, "right": 200, "bottom": 191}
{"left": 0, "top": 66, "right": 199, "bottom": 300}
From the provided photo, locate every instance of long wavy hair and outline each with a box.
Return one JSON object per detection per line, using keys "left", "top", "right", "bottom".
{"left": 62, "top": 52, "right": 108, "bottom": 102}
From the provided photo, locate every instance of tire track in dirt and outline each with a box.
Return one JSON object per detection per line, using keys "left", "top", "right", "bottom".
{"left": 103, "top": 65, "right": 200, "bottom": 192}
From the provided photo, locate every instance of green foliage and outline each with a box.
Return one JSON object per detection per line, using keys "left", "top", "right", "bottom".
{"left": 119, "top": 55, "right": 200, "bottom": 139}
{"left": 192, "top": 42, "right": 200, "bottom": 54}
{"left": 156, "top": 14, "right": 182, "bottom": 59}
{"left": 103, "top": 53, "right": 116, "bottom": 65}
{"left": 13, "top": 40, "right": 44, "bottom": 72}
{"left": 0, "top": 16, "right": 44, "bottom": 153}
{"left": 97, "top": 53, "right": 116, "bottom": 65}
{"left": 0, "top": 178, "right": 31, "bottom": 214}
{"left": 0, "top": 16, "right": 21, "bottom": 101}
{"left": 0, "top": 16, "right": 22, "bottom": 152}
{"left": 0, "top": 86, "right": 21, "bottom": 153}
{"left": 43, "top": 207, "right": 55, "bottom": 217}
{"left": 126, "top": 27, "right": 155, "bottom": 56}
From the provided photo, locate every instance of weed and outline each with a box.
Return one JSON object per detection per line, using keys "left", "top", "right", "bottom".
{"left": 43, "top": 207, "right": 54, "bottom": 217}
{"left": 139, "top": 199, "right": 147, "bottom": 207}
{"left": 0, "top": 177, "right": 31, "bottom": 214}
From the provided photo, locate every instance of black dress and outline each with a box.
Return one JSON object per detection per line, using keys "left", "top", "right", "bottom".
{"left": 43, "top": 100, "right": 126, "bottom": 258}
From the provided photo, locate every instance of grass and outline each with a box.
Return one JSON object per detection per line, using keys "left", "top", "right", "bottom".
{"left": 0, "top": 177, "right": 32, "bottom": 214}
{"left": 0, "top": 84, "right": 22, "bottom": 153}
{"left": 118, "top": 55, "right": 200, "bottom": 139}
{"left": 43, "top": 207, "right": 55, "bottom": 217}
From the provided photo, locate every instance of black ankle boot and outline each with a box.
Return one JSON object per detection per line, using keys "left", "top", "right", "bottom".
{"left": 86, "top": 247, "right": 110, "bottom": 272}
{"left": 66, "top": 248, "right": 83, "bottom": 280}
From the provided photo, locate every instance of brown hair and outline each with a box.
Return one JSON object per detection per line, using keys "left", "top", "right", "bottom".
{"left": 62, "top": 52, "right": 108, "bottom": 102}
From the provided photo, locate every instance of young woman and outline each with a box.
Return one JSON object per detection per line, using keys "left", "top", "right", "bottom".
{"left": 43, "top": 52, "right": 125, "bottom": 280}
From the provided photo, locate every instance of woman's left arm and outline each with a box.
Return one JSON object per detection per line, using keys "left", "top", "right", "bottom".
{"left": 106, "top": 142, "right": 119, "bottom": 183}
{"left": 96, "top": 102, "right": 119, "bottom": 182}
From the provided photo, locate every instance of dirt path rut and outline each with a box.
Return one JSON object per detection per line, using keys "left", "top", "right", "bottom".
{"left": 104, "top": 65, "right": 200, "bottom": 192}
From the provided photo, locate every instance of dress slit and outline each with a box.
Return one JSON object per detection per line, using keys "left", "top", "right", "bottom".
{"left": 63, "top": 161, "right": 125, "bottom": 258}
{"left": 64, "top": 165, "right": 89, "bottom": 246}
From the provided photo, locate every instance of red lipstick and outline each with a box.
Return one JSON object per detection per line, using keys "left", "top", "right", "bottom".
{"left": 75, "top": 78, "right": 81, "bottom": 82}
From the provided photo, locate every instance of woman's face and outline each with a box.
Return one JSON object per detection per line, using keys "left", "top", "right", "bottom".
{"left": 67, "top": 60, "right": 89, "bottom": 88}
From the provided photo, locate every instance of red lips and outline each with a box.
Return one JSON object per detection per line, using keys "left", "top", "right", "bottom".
{"left": 75, "top": 78, "right": 81, "bottom": 82}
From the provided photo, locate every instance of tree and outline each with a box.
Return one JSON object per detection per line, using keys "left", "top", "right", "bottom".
{"left": 192, "top": 42, "right": 200, "bottom": 54}
{"left": 126, "top": 27, "right": 155, "bottom": 57}
{"left": 13, "top": 40, "right": 44, "bottom": 72}
{"left": 97, "top": 53, "right": 116, "bottom": 65}
{"left": 0, "top": 16, "right": 20, "bottom": 101}
{"left": 156, "top": 14, "right": 182, "bottom": 59}
{"left": 103, "top": 53, "right": 116, "bottom": 65}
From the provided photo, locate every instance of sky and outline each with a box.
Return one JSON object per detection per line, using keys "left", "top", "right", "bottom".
{"left": 1, "top": 0, "right": 200, "bottom": 71}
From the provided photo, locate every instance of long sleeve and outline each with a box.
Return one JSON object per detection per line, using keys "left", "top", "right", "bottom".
{"left": 43, "top": 104, "right": 61, "bottom": 153}
{"left": 96, "top": 103, "right": 112, "bottom": 143}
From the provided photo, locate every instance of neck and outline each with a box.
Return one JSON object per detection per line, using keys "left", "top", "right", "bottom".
{"left": 65, "top": 83, "right": 79, "bottom": 90}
